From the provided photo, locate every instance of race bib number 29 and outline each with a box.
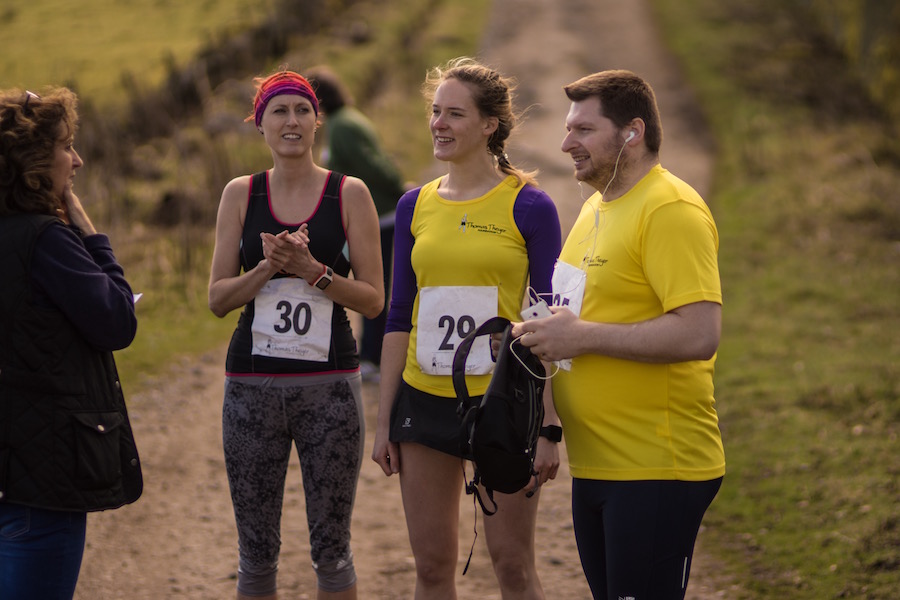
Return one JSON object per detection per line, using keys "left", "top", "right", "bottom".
{"left": 416, "top": 286, "right": 497, "bottom": 375}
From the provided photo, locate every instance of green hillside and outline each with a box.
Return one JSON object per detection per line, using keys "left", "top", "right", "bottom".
{"left": 1, "top": 0, "right": 270, "bottom": 104}
{"left": 652, "top": 0, "right": 899, "bottom": 597}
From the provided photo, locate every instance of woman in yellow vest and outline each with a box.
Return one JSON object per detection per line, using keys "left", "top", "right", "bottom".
{"left": 371, "top": 57, "right": 562, "bottom": 598}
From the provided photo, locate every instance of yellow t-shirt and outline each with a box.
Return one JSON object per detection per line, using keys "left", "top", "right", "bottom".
{"left": 553, "top": 165, "right": 725, "bottom": 481}
{"left": 403, "top": 176, "right": 529, "bottom": 397}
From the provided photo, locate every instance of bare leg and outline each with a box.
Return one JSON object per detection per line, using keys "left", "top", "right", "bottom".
{"left": 483, "top": 485, "right": 545, "bottom": 599}
{"left": 398, "top": 442, "right": 464, "bottom": 600}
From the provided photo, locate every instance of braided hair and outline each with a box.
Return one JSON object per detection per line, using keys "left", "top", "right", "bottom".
{"left": 424, "top": 57, "right": 537, "bottom": 186}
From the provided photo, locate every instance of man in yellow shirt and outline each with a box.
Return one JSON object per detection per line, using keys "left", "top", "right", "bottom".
{"left": 517, "top": 70, "right": 724, "bottom": 600}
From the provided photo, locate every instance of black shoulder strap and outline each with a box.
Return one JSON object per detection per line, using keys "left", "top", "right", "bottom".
{"left": 324, "top": 170, "right": 345, "bottom": 200}
{"left": 250, "top": 171, "right": 267, "bottom": 194}
{"left": 452, "top": 316, "right": 512, "bottom": 575}
{"left": 323, "top": 171, "right": 352, "bottom": 276}
{"left": 245, "top": 171, "right": 268, "bottom": 223}
{"left": 451, "top": 316, "right": 510, "bottom": 413}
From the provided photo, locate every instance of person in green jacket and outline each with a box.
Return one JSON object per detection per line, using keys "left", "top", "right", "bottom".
{"left": 306, "top": 66, "right": 409, "bottom": 380}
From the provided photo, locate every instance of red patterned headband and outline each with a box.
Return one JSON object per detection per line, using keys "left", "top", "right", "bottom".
{"left": 248, "top": 72, "right": 319, "bottom": 128}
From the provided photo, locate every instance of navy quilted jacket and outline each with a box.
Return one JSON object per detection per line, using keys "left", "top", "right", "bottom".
{"left": 0, "top": 214, "right": 142, "bottom": 511}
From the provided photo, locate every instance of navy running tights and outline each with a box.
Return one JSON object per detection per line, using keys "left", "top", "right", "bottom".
{"left": 571, "top": 477, "right": 722, "bottom": 600}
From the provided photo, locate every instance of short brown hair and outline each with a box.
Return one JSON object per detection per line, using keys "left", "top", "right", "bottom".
{"left": 564, "top": 70, "right": 662, "bottom": 154}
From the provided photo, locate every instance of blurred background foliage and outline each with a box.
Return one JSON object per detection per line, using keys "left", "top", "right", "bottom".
{"left": 808, "top": 0, "right": 900, "bottom": 122}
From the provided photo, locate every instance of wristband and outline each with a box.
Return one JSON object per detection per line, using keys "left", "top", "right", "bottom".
{"left": 539, "top": 425, "right": 562, "bottom": 443}
{"left": 308, "top": 263, "right": 326, "bottom": 285}
{"left": 313, "top": 265, "right": 333, "bottom": 290}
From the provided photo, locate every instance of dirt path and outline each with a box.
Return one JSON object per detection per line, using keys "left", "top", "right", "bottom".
{"left": 75, "top": 0, "right": 735, "bottom": 597}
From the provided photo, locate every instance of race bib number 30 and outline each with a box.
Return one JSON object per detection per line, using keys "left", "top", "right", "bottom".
{"left": 416, "top": 286, "right": 497, "bottom": 375}
{"left": 252, "top": 278, "right": 334, "bottom": 362}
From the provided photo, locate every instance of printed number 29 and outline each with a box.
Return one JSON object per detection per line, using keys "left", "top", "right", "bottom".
{"left": 438, "top": 314, "right": 476, "bottom": 351}
{"left": 274, "top": 300, "right": 312, "bottom": 335}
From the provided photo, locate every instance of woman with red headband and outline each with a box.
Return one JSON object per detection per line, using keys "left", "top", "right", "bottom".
{"left": 209, "top": 69, "right": 384, "bottom": 600}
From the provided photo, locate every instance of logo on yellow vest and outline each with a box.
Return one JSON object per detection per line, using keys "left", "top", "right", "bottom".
{"left": 458, "top": 212, "right": 507, "bottom": 235}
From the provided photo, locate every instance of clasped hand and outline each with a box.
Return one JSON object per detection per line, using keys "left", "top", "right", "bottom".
{"left": 260, "top": 225, "right": 318, "bottom": 281}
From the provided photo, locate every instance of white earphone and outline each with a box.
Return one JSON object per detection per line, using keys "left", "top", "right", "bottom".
{"left": 625, "top": 130, "right": 636, "bottom": 142}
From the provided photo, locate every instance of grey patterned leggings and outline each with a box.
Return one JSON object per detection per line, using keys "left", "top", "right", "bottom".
{"left": 222, "top": 373, "right": 364, "bottom": 595}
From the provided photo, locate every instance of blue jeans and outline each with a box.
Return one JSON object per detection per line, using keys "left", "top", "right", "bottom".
{"left": 0, "top": 503, "right": 87, "bottom": 600}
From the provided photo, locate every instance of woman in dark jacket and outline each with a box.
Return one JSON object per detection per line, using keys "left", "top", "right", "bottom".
{"left": 0, "top": 86, "right": 142, "bottom": 600}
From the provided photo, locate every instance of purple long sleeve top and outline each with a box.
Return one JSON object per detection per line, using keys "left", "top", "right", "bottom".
{"left": 386, "top": 184, "right": 562, "bottom": 333}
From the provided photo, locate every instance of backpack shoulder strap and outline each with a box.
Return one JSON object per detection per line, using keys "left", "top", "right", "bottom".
{"left": 451, "top": 316, "right": 511, "bottom": 412}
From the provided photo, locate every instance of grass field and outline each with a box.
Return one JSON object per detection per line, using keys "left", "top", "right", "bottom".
{"left": 1, "top": 0, "right": 273, "bottom": 105}
{"left": 652, "top": 0, "right": 900, "bottom": 597}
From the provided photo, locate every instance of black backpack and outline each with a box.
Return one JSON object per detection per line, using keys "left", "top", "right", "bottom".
{"left": 452, "top": 316, "right": 546, "bottom": 515}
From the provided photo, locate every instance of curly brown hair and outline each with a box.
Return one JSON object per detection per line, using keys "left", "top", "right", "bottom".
{"left": 0, "top": 87, "right": 79, "bottom": 217}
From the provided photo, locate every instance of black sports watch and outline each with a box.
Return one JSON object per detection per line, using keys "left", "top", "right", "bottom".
{"left": 539, "top": 425, "right": 563, "bottom": 443}
{"left": 313, "top": 265, "right": 333, "bottom": 290}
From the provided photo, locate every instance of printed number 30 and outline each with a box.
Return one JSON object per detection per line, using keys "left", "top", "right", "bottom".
{"left": 438, "top": 314, "right": 476, "bottom": 351}
{"left": 274, "top": 300, "right": 312, "bottom": 335}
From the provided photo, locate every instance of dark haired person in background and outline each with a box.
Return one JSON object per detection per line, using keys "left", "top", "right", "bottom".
{"left": 0, "top": 86, "right": 142, "bottom": 599}
{"left": 305, "top": 65, "right": 409, "bottom": 381}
